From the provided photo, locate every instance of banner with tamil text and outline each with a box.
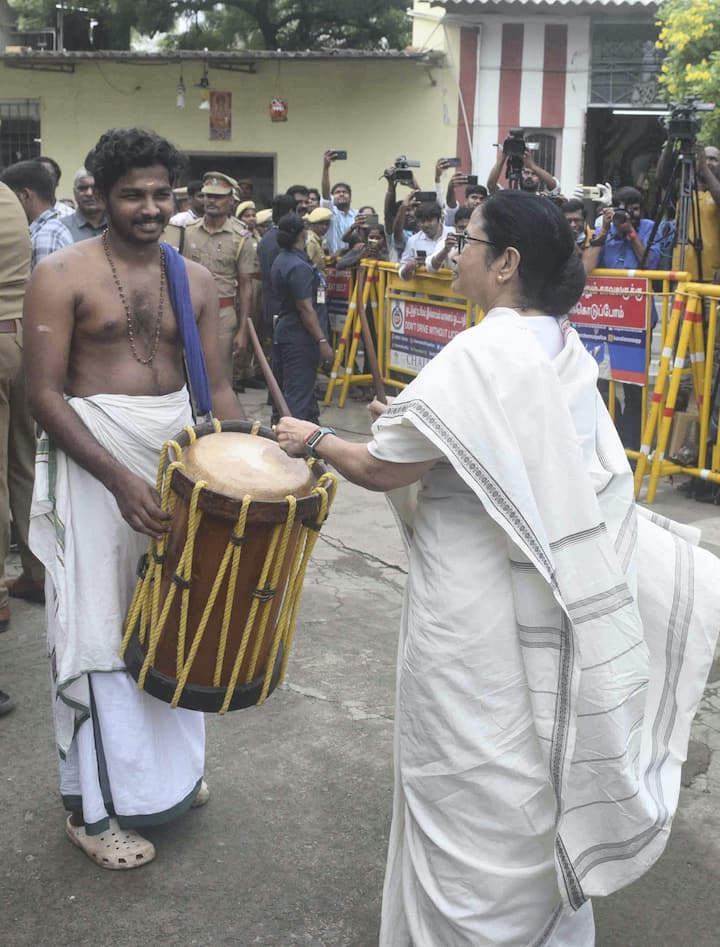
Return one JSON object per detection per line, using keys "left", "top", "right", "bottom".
{"left": 569, "top": 275, "right": 651, "bottom": 385}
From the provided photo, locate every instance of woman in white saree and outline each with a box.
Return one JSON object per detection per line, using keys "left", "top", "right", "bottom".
{"left": 276, "top": 192, "right": 720, "bottom": 947}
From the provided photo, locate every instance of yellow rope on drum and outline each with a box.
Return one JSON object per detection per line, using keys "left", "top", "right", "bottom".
{"left": 277, "top": 473, "right": 337, "bottom": 686}
{"left": 120, "top": 452, "right": 185, "bottom": 657}
{"left": 168, "top": 494, "right": 253, "bottom": 705}
{"left": 246, "top": 495, "right": 297, "bottom": 684}
{"left": 218, "top": 519, "right": 285, "bottom": 714}
{"left": 136, "top": 478, "right": 207, "bottom": 689}
{"left": 253, "top": 495, "right": 298, "bottom": 704}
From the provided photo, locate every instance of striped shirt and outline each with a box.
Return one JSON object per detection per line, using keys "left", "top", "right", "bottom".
{"left": 29, "top": 208, "right": 73, "bottom": 270}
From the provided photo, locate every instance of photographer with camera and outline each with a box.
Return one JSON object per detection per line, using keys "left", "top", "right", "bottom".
{"left": 583, "top": 187, "right": 660, "bottom": 449}
{"left": 382, "top": 159, "right": 421, "bottom": 261}
{"left": 444, "top": 176, "right": 488, "bottom": 226}
{"left": 487, "top": 133, "right": 560, "bottom": 196}
{"left": 487, "top": 131, "right": 561, "bottom": 196}
{"left": 582, "top": 186, "right": 660, "bottom": 275}
{"left": 321, "top": 150, "right": 358, "bottom": 254}
{"left": 398, "top": 202, "right": 453, "bottom": 281}
{"left": 656, "top": 142, "right": 720, "bottom": 281}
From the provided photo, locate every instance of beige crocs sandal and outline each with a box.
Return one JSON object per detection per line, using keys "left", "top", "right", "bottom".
{"left": 65, "top": 816, "right": 156, "bottom": 870}
{"left": 191, "top": 779, "right": 210, "bottom": 808}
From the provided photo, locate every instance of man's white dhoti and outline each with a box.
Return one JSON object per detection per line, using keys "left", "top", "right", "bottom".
{"left": 30, "top": 389, "right": 205, "bottom": 833}
{"left": 370, "top": 309, "right": 720, "bottom": 946}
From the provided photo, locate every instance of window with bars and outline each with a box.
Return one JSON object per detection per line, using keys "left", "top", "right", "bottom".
{"left": 0, "top": 100, "right": 41, "bottom": 171}
{"left": 524, "top": 131, "right": 558, "bottom": 178}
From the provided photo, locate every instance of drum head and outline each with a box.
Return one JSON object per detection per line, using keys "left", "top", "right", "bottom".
{"left": 182, "top": 431, "right": 316, "bottom": 500}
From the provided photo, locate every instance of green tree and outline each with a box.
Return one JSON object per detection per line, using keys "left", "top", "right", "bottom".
{"left": 9, "top": 0, "right": 411, "bottom": 52}
{"left": 656, "top": 0, "right": 720, "bottom": 143}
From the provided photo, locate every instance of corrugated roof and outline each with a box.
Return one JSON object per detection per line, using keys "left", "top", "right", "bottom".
{"left": 438, "top": 0, "right": 657, "bottom": 7}
{"left": 1, "top": 48, "right": 444, "bottom": 65}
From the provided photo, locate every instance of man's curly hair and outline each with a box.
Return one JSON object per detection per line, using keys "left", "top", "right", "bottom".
{"left": 85, "top": 128, "right": 184, "bottom": 199}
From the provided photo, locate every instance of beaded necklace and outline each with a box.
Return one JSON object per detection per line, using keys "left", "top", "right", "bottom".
{"left": 103, "top": 229, "right": 165, "bottom": 365}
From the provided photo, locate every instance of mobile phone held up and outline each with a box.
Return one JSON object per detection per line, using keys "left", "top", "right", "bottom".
{"left": 414, "top": 191, "right": 437, "bottom": 203}
{"left": 332, "top": 150, "right": 348, "bottom": 160}
{"left": 465, "top": 175, "right": 479, "bottom": 186}
{"left": 581, "top": 186, "right": 602, "bottom": 202}
{"left": 446, "top": 158, "right": 462, "bottom": 168}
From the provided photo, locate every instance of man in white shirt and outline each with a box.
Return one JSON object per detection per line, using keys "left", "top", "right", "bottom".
{"left": 320, "top": 150, "right": 357, "bottom": 254}
{"left": 169, "top": 180, "right": 205, "bottom": 227}
{"left": 37, "top": 155, "right": 74, "bottom": 218}
{"left": 398, "top": 202, "right": 454, "bottom": 280}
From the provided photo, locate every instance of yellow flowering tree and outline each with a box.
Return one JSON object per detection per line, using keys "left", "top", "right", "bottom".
{"left": 656, "top": 0, "right": 720, "bottom": 141}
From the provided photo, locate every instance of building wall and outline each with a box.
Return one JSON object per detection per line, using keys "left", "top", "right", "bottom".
{"left": 0, "top": 57, "right": 456, "bottom": 205}
{"left": 412, "top": 2, "right": 593, "bottom": 193}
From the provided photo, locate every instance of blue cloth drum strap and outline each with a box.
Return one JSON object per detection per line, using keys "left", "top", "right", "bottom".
{"left": 161, "top": 242, "right": 213, "bottom": 419}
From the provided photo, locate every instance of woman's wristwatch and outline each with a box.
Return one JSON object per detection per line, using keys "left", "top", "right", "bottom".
{"left": 304, "top": 426, "right": 336, "bottom": 459}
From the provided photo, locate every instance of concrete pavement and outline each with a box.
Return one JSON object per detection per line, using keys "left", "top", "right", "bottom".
{"left": 2, "top": 390, "right": 720, "bottom": 946}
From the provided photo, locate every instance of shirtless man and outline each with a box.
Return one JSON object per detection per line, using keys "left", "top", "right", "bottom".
{"left": 23, "top": 128, "right": 244, "bottom": 869}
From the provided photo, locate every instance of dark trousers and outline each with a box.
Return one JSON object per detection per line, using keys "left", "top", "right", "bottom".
{"left": 272, "top": 317, "right": 320, "bottom": 423}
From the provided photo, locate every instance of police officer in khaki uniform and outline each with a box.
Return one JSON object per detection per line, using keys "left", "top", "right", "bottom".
{"left": 305, "top": 206, "right": 332, "bottom": 273}
{"left": 182, "top": 171, "right": 258, "bottom": 387}
{"left": 0, "top": 184, "right": 46, "bottom": 692}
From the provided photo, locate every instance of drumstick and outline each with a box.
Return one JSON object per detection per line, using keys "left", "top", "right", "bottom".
{"left": 245, "top": 317, "right": 291, "bottom": 418}
{"left": 356, "top": 264, "right": 388, "bottom": 405}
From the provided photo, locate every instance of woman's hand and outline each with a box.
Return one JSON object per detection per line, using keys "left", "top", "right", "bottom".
{"left": 368, "top": 396, "right": 394, "bottom": 421}
{"left": 276, "top": 417, "right": 319, "bottom": 457}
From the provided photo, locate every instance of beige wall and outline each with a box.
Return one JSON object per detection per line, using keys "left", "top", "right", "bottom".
{"left": 1, "top": 57, "right": 457, "bottom": 206}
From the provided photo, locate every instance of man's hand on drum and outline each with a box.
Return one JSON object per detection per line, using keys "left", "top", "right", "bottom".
{"left": 109, "top": 468, "right": 171, "bottom": 539}
{"left": 276, "top": 417, "right": 320, "bottom": 458}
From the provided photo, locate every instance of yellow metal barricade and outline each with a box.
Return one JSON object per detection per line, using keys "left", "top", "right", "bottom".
{"left": 323, "top": 261, "right": 479, "bottom": 405}
{"left": 634, "top": 282, "right": 720, "bottom": 503}
{"left": 323, "top": 262, "right": 720, "bottom": 507}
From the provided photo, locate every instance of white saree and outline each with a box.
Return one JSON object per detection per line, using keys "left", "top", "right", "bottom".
{"left": 369, "top": 308, "right": 720, "bottom": 946}
{"left": 30, "top": 389, "right": 205, "bottom": 831}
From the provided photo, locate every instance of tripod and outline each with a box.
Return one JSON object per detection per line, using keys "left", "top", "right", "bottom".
{"left": 505, "top": 155, "right": 523, "bottom": 190}
{"left": 643, "top": 139, "right": 704, "bottom": 279}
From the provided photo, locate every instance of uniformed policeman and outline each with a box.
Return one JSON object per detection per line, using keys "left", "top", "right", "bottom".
{"left": 182, "top": 171, "right": 258, "bottom": 387}
{"left": 305, "top": 207, "right": 332, "bottom": 337}
{"left": 305, "top": 206, "right": 332, "bottom": 273}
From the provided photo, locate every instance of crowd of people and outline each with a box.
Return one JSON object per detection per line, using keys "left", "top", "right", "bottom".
{"left": 0, "top": 126, "right": 719, "bottom": 945}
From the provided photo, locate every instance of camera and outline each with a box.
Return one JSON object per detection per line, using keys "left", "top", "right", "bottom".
{"left": 612, "top": 208, "right": 629, "bottom": 227}
{"left": 502, "top": 129, "right": 526, "bottom": 158}
{"left": 332, "top": 150, "right": 348, "bottom": 160}
{"left": 391, "top": 154, "right": 421, "bottom": 183}
{"left": 664, "top": 98, "right": 715, "bottom": 146}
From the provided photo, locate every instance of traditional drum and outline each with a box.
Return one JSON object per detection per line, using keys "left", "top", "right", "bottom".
{"left": 120, "top": 419, "right": 337, "bottom": 713}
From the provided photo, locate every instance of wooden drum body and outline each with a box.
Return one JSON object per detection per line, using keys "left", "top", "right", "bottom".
{"left": 120, "top": 420, "right": 337, "bottom": 713}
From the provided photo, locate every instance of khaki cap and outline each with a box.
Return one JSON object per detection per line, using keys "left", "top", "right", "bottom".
{"left": 235, "top": 200, "right": 256, "bottom": 217}
{"left": 307, "top": 207, "right": 333, "bottom": 224}
{"left": 256, "top": 209, "right": 273, "bottom": 225}
{"left": 201, "top": 171, "right": 237, "bottom": 195}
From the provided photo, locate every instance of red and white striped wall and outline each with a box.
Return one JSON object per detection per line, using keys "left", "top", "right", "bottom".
{"left": 455, "top": 16, "right": 591, "bottom": 194}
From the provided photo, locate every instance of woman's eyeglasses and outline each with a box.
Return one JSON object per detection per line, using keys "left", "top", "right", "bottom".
{"left": 455, "top": 233, "right": 494, "bottom": 254}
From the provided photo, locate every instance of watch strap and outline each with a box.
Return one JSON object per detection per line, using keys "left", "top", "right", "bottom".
{"left": 305, "top": 426, "right": 336, "bottom": 459}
